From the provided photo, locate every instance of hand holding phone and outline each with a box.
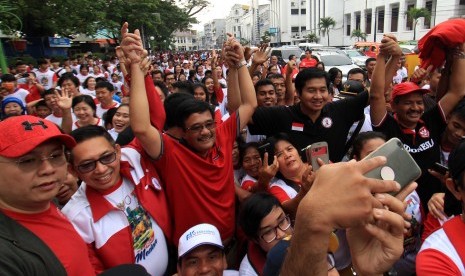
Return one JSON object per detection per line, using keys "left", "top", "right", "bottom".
{"left": 362, "top": 138, "right": 421, "bottom": 195}
{"left": 305, "top": 142, "right": 330, "bottom": 171}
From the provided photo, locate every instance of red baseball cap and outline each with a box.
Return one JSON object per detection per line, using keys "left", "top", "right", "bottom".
{"left": 391, "top": 82, "right": 430, "bottom": 103}
{"left": 0, "top": 115, "right": 76, "bottom": 158}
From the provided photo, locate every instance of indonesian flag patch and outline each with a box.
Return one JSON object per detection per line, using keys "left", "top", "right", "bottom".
{"left": 291, "top": 122, "right": 304, "bottom": 131}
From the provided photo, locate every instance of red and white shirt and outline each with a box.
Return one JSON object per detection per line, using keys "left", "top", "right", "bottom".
{"left": 96, "top": 101, "right": 120, "bottom": 118}
{"left": 268, "top": 178, "right": 298, "bottom": 203}
{"left": 35, "top": 69, "right": 57, "bottom": 90}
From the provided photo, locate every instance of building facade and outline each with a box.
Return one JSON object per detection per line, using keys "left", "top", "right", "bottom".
{"left": 173, "top": 30, "right": 198, "bottom": 51}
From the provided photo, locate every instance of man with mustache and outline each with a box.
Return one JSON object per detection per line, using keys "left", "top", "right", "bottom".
{"left": 370, "top": 34, "right": 465, "bottom": 211}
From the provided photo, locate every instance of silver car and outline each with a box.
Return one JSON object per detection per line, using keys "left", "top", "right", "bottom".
{"left": 340, "top": 49, "right": 370, "bottom": 69}
{"left": 312, "top": 51, "right": 362, "bottom": 82}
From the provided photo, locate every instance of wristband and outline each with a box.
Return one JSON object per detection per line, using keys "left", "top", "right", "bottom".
{"left": 236, "top": 60, "right": 247, "bottom": 69}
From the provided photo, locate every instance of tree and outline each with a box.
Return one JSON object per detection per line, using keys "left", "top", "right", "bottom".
{"left": 304, "top": 33, "right": 319, "bottom": 43}
{"left": 318, "top": 17, "right": 336, "bottom": 46}
{"left": 351, "top": 29, "right": 367, "bottom": 42}
{"left": 175, "top": 0, "right": 210, "bottom": 18}
{"left": 405, "top": 7, "right": 431, "bottom": 40}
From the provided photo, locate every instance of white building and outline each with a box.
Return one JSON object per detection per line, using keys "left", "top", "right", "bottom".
{"left": 342, "top": 0, "right": 465, "bottom": 46}
{"left": 268, "top": 0, "right": 464, "bottom": 47}
{"left": 173, "top": 30, "right": 198, "bottom": 51}
{"left": 226, "top": 4, "right": 251, "bottom": 42}
{"left": 202, "top": 19, "right": 226, "bottom": 49}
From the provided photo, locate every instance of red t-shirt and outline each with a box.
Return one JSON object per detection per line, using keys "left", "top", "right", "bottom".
{"left": 155, "top": 112, "right": 238, "bottom": 245}
{"left": 300, "top": 57, "right": 317, "bottom": 68}
{"left": 2, "top": 205, "right": 96, "bottom": 276}
{"left": 19, "top": 83, "right": 41, "bottom": 103}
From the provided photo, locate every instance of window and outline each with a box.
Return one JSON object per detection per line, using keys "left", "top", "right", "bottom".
{"left": 291, "top": 9, "right": 299, "bottom": 15}
{"left": 291, "top": 26, "right": 299, "bottom": 32}
{"left": 345, "top": 14, "right": 351, "bottom": 36}
{"left": 301, "top": 26, "right": 306, "bottom": 31}
{"left": 355, "top": 13, "right": 361, "bottom": 30}
{"left": 366, "top": 9, "right": 372, "bottom": 34}
{"left": 377, "top": 9, "right": 384, "bottom": 33}
{"left": 461, "top": 0, "right": 465, "bottom": 5}
{"left": 391, "top": 6, "right": 399, "bottom": 32}
{"left": 406, "top": 4, "right": 415, "bottom": 30}
{"left": 424, "top": 1, "right": 433, "bottom": 29}
{"left": 301, "top": 9, "right": 306, "bottom": 14}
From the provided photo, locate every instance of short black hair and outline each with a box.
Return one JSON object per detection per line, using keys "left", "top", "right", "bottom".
{"left": 294, "top": 68, "right": 329, "bottom": 95}
{"left": 172, "top": 81, "right": 193, "bottom": 95}
{"left": 1, "top": 74, "right": 16, "bottom": 82}
{"left": 449, "top": 98, "right": 465, "bottom": 122}
{"left": 349, "top": 131, "right": 386, "bottom": 160}
{"left": 58, "top": 72, "right": 80, "bottom": 87}
{"left": 267, "top": 73, "right": 284, "bottom": 81}
{"left": 175, "top": 99, "right": 214, "bottom": 129}
{"left": 95, "top": 81, "right": 115, "bottom": 92}
{"left": 82, "top": 76, "right": 96, "bottom": 89}
{"left": 365, "top": 57, "right": 376, "bottom": 67}
{"left": 164, "top": 92, "right": 194, "bottom": 129}
{"left": 347, "top": 68, "right": 367, "bottom": 81}
{"left": 72, "top": 95, "right": 97, "bottom": 116}
{"left": 239, "top": 142, "right": 260, "bottom": 166}
{"left": 255, "top": 78, "right": 276, "bottom": 94}
{"left": 239, "top": 192, "right": 282, "bottom": 239}
{"left": 69, "top": 125, "right": 115, "bottom": 163}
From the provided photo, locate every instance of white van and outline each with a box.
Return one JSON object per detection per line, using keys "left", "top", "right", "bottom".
{"left": 298, "top": 43, "right": 324, "bottom": 51}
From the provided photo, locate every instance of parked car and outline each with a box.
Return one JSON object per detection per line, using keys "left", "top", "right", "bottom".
{"left": 340, "top": 49, "right": 370, "bottom": 69}
{"left": 311, "top": 50, "right": 362, "bottom": 83}
{"left": 270, "top": 46, "right": 304, "bottom": 67}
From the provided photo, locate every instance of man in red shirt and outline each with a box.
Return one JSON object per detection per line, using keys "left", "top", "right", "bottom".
{"left": 299, "top": 49, "right": 318, "bottom": 69}
{"left": 123, "top": 25, "right": 257, "bottom": 245}
{"left": 0, "top": 115, "right": 95, "bottom": 275}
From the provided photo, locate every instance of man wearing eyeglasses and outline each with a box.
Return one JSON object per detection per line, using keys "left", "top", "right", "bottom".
{"left": 0, "top": 115, "right": 95, "bottom": 275}
{"left": 62, "top": 125, "right": 171, "bottom": 275}
{"left": 125, "top": 27, "right": 257, "bottom": 255}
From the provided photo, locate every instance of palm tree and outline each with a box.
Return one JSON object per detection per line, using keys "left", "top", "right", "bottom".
{"left": 319, "top": 17, "right": 336, "bottom": 46}
{"left": 405, "top": 7, "right": 431, "bottom": 40}
{"left": 351, "top": 29, "right": 367, "bottom": 42}
{"left": 305, "top": 33, "right": 319, "bottom": 43}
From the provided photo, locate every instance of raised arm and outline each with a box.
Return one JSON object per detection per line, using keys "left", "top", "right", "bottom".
{"left": 285, "top": 60, "right": 297, "bottom": 106}
{"left": 122, "top": 24, "right": 163, "bottom": 159}
{"left": 438, "top": 43, "right": 465, "bottom": 117}
{"left": 55, "top": 89, "right": 73, "bottom": 134}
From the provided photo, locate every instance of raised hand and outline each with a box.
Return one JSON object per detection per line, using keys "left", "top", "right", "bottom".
{"left": 258, "top": 152, "right": 279, "bottom": 184}
{"left": 120, "top": 22, "right": 145, "bottom": 64}
{"left": 54, "top": 88, "right": 72, "bottom": 110}
{"left": 252, "top": 43, "right": 271, "bottom": 65}
{"left": 427, "top": 192, "right": 446, "bottom": 220}
{"left": 300, "top": 163, "right": 315, "bottom": 193}
{"left": 286, "top": 60, "right": 296, "bottom": 75}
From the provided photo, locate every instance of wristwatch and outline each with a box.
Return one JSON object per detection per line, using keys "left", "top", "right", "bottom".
{"left": 236, "top": 59, "right": 247, "bottom": 69}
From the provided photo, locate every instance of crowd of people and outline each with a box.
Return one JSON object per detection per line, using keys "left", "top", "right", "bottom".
{"left": 1, "top": 18, "right": 465, "bottom": 276}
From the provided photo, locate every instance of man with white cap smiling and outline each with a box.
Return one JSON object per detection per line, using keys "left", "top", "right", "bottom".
{"left": 177, "top": 223, "right": 238, "bottom": 276}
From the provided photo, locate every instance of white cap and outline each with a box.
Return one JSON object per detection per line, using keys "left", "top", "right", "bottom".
{"left": 182, "top": 60, "right": 189, "bottom": 64}
{"left": 178, "top": 223, "right": 223, "bottom": 259}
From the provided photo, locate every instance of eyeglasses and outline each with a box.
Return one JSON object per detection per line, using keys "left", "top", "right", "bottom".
{"left": 185, "top": 120, "right": 216, "bottom": 133}
{"left": 0, "top": 150, "right": 67, "bottom": 171}
{"left": 260, "top": 215, "right": 292, "bottom": 243}
{"left": 75, "top": 151, "right": 117, "bottom": 173}
{"left": 327, "top": 253, "right": 336, "bottom": 271}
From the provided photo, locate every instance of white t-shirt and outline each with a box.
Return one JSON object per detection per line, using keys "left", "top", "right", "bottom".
{"left": 76, "top": 73, "right": 91, "bottom": 85}
{"left": 7, "top": 88, "right": 29, "bottom": 106}
{"left": 239, "top": 255, "right": 258, "bottom": 276}
{"left": 72, "top": 117, "right": 104, "bottom": 131}
{"left": 35, "top": 69, "right": 56, "bottom": 90}
{"left": 104, "top": 178, "right": 168, "bottom": 275}
{"left": 96, "top": 101, "right": 120, "bottom": 118}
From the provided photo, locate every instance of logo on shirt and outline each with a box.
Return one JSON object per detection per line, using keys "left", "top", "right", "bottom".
{"left": 291, "top": 122, "right": 304, "bottom": 132}
{"left": 321, "top": 117, "right": 333, "bottom": 128}
{"left": 151, "top": 177, "right": 162, "bottom": 190}
{"left": 418, "top": 126, "right": 430, "bottom": 138}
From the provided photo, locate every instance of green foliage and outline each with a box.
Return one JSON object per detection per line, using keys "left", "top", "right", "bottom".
{"left": 304, "top": 33, "right": 319, "bottom": 43}
{"left": 351, "top": 29, "right": 367, "bottom": 42}
{"left": 0, "top": 0, "right": 207, "bottom": 49}
{"left": 405, "top": 7, "right": 431, "bottom": 40}
{"left": 318, "top": 17, "right": 336, "bottom": 46}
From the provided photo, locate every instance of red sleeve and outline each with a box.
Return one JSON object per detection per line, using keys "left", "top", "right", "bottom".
{"left": 416, "top": 249, "right": 462, "bottom": 275}
{"left": 422, "top": 213, "right": 441, "bottom": 242}
{"left": 87, "top": 243, "right": 105, "bottom": 274}
{"left": 268, "top": 186, "right": 290, "bottom": 203}
{"left": 145, "top": 75, "right": 166, "bottom": 131}
{"left": 214, "top": 86, "right": 224, "bottom": 103}
{"left": 241, "top": 179, "right": 256, "bottom": 191}
{"left": 214, "top": 109, "right": 222, "bottom": 125}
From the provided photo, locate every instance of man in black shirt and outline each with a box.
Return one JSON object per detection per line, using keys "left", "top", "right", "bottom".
{"left": 249, "top": 68, "right": 368, "bottom": 162}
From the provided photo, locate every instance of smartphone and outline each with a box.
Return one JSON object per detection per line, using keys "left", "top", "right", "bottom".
{"left": 305, "top": 142, "right": 330, "bottom": 171}
{"left": 362, "top": 138, "right": 421, "bottom": 195}
{"left": 431, "top": 162, "right": 448, "bottom": 175}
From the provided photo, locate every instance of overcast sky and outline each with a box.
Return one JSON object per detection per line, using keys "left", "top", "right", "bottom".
{"left": 192, "top": 0, "right": 268, "bottom": 31}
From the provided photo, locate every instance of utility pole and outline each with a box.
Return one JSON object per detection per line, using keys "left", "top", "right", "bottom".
{"left": 373, "top": 7, "right": 377, "bottom": 42}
